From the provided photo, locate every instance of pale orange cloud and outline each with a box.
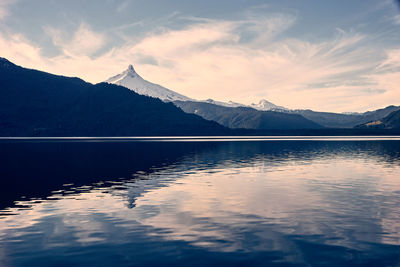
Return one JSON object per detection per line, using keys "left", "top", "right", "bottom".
{"left": 44, "top": 22, "right": 107, "bottom": 57}
{"left": 0, "top": 16, "right": 399, "bottom": 112}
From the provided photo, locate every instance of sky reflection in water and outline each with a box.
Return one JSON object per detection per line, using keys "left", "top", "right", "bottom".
{"left": 0, "top": 139, "right": 400, "bottom": 266}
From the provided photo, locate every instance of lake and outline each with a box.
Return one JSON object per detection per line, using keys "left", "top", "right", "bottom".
{"left": 0, "top": 137, "right": 400, "bottom": 266}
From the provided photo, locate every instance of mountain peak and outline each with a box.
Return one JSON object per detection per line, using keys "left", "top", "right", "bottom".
{"left": 0, "top": 57, "right": 12, "bottom": 64}
{"left": 124, "top": 64, "right": 138, "bottom": 78}
{"left": 258, "top": 99, "right": 281, "bottom": 108}
{"left": 104, "top": 65, "right": 192, "bottom": 102}
{"left": 127, "top": 64, "right": 136, "bottom": 73}
{"left": 0, "top": 57, "right": 16, "bottom": 69}
{"left": 250, "top": 99, "right": 287, "bottom": 111}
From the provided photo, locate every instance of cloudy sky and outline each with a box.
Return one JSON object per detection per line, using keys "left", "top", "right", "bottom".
{"left": 1, "top": 0, "right": 400, "bottom": 112}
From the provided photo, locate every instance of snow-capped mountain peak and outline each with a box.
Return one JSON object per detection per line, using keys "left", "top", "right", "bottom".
{"left": 125, "top": 65, "right": 136, "bottom": 76}
{"left": 104, "top": 65, "right": 288, "bottom": 111}
{"left": 105, "top": 65, "right": 192, "bottom": 102}
{"left": 250, "top": 99, "right": 287, "bottom": 111}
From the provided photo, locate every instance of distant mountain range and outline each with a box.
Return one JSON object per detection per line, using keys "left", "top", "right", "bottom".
{"left": 173, "top": 100, "right": 322, "bottom": 130}
{"left": 106, "top": 65, "right": 400, "bottom": 129}
{"left": 1, "top": 58, "right": 399, "bottom": 137}
{"left": 0, "top": 58, "right": 228, "bottom": 136}
{"left": 290, "top": 106, "right": 400, "bottom": 128}
{"left": 356, "top": 109, "right": 400, "bottom": 129}
{"left": 105, "top": 66, "right": 289, "bottom": 111}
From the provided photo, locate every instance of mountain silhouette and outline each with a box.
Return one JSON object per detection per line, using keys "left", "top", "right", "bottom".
{"left": 0, "top": 58, "right": 229, "bottom": 136}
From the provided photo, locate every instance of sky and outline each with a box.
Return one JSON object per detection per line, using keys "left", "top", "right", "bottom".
{"left": 1, "top": 0, "right": 400, "bottom": 112}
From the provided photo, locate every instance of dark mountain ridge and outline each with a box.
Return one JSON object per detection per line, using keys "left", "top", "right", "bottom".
{"left": 356, "top": 109, "right": 400, "bottom": 129}
{"left": 0, "top": 58, "right": 229, "bottom": 136}
{"left": 1, "top": 57, "right": 399, "bottom": 136}
{"left": 289, "top": 106, "right": 400, "bottom": 128}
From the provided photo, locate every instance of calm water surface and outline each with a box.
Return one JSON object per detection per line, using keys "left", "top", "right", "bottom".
{"left": 0, "top": 138, "right": 400, "bottom": 266}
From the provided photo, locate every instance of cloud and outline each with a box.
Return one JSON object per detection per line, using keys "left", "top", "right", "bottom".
{"left": 44, "top": 23, "right": 107, "bottom": 57}
{"left": 110, "top": 21, "right": 384, "bottom": 112}
{"left": 394, "top": 15, "right": 400, "bottom": 24}
{"left": 0, "top": 30, "right": 115, "bottom": 81}
{"left": 116, "top": 0, "right": 130, "bottom": 13}
{"left": 0, "top": 32, "right": 44, "bottom": 65}
{"left": 378, "top": 48, "right": 400, "bottom": 71}
{"left": 0, "top": 0, "right": 16, "bottom": 20}
{"left": 135, "top": 54, "right": 159, "bottom": 66}
{"left": 1, "top": 12, "right": 399, "bottom": 112}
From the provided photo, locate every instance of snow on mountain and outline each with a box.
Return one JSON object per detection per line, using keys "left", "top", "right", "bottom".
{"left": 202, "top": 99, "right": 246, "bottom": 108}
{"left": 250, "top": 99, "right": 288, "bottom": 111}
{"left": 105, "top": 65, "right": 192, "bottom": 102}
{"left": 104, "top": 65, "right": 288, "bottom": 111}
{"left": 202, "top": 98, "right": 288, "bottom": 111}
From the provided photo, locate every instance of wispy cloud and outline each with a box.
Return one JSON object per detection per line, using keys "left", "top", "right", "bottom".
{"left": 108, "top": 19, "right": 384, "bottom": 112}
{"left": 0, "top": 0, "right": 16, "bottom": 20}
{"left": 393, "top": 15, "right": 400, "bottom": 24}
{"left": 1, "top": 9, "right": 399, "bottom": 112}
{"left": 377, "top": 48, "right": 400, "bottom": 70}
{"left": 0, "top": 32, "right": 44, "bottom": 64}
{"left": 116, "top": 0, "right": 130, "bottom": 13}
{"left": 44, "top": 22, "right": 107, "bottom": 57}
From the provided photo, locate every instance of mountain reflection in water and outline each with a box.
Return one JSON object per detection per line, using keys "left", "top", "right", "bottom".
{"left": 0, "top": 139, "right": 399, "bottom": 266}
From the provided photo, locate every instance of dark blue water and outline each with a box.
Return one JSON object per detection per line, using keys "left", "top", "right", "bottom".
{"left": 0, "top": 138, "right": 400, "bottom": 266}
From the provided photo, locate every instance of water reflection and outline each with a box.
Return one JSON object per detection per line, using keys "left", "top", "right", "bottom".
{"left": 0, "top": 140, "right": 400, "bottom": 266}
